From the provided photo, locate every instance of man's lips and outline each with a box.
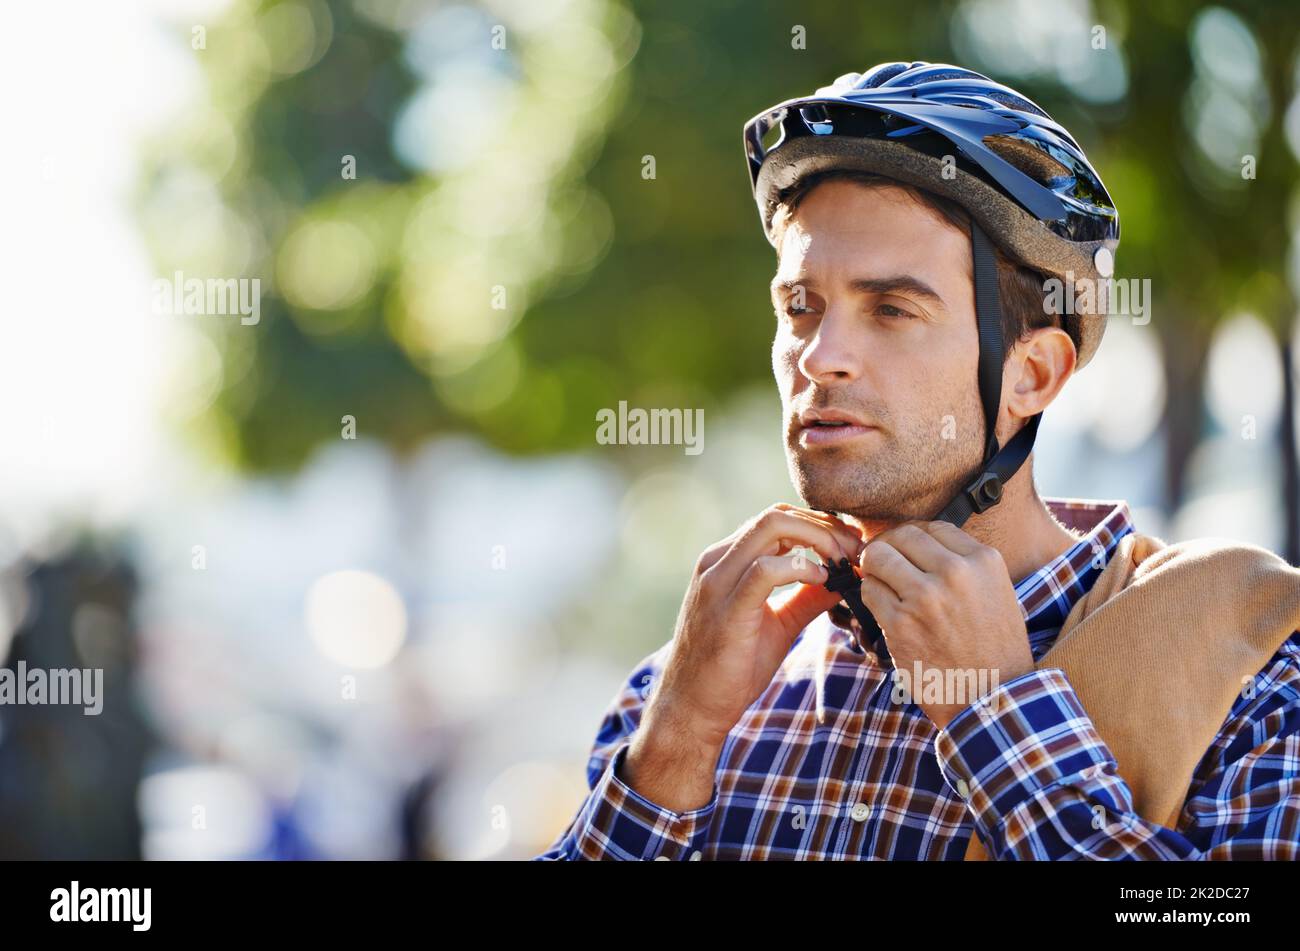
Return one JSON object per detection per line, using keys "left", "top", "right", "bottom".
{"left": 797, "top": 421, "right": 878, "bottom": 446}
{"left": 794, "top": 411, "right": 879, "bottom": 446}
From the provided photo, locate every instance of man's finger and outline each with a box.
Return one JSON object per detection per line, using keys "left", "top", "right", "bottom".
{"left": 916, "top": 520, "right": 983, "bottom": 556}
{"left": 770, "top": 581, "right": 844, "bottom": 641}
{"left": 859, "top": 539, "right": 927, "bottom": 597}
{"left": 796, "top": 505, "right": 866, "bottom": 546}
{"left": 713, "top": 510, "right": 858, "bottom": 590}
{"left": 733, "top": 553, "right": 829, "bottom": 613}
{"left": 696, "top": 502, "right": 848, "bottom": 575}
{"left": 873, "top": 523, "right": 961, "bottom": 575}
{"left": 776, "top": 506, "right": 865, "bottom": 559}
{"left": 858, "top": 574, "right": 901, "bottom": 622}
{"left": 695, "top": 522, "right": 751, "bottom": 574}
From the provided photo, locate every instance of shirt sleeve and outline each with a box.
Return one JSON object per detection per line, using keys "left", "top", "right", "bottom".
{"left": 932, "top": 631, "right": 1300, "bottom": 860}
{"left": 533, "top": 643, "right": 720, "bottom": 860}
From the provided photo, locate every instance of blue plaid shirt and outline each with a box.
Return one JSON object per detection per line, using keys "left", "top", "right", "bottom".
{"left": 537, "top": 499, "right": 1300, "bottom": 860}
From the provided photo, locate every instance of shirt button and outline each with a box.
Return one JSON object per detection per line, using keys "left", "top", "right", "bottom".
{"left": 850, "top": 802, "right": 870, "bottom": 822}
{"left": 956, "top": 779, "right": 970, "bottom": 799}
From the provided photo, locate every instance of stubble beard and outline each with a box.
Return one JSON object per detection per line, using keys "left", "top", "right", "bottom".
{"left": 786, "top": 407, "right": 986, "bottom": 523}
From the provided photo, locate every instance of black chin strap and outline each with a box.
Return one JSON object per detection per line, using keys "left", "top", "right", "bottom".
{"left": 822, "top": 221, "right": 1041, "bottom": 657}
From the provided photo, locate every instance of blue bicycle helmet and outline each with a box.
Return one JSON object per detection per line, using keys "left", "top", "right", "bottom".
{"left": 743, "top": 60, "right": 1119, "bottom": 368}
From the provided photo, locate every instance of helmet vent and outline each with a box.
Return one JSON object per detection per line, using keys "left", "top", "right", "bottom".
{"left": 982, "top": 134, "right": 1072, "bottom": 185}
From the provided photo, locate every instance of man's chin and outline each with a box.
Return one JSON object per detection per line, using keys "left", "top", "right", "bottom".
{"left": 788, "top": 456, "right": 857, "bottom": 510}
{"left": 791, "top": 468, "right": 948, "bottom": 523}
{"left": 790, "top": 472, "right": 875, "bottom": 518}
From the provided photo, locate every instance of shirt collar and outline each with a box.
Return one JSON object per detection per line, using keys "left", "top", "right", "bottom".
{"left": 826, "top": 498, "right": 1135, "bottom": 658}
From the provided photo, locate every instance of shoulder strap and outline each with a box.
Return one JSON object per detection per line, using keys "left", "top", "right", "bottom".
{"left": 965, "top": 536, "right": 1300, "bottom": 859}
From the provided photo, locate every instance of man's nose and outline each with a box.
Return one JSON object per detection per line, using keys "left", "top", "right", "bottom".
{"left": 797, "top": 307, "right": 862, "bottom": 383}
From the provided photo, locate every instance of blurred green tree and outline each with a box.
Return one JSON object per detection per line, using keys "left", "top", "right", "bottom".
{"left": 1115, "top": 0, "right": 1299, "bottom": 561}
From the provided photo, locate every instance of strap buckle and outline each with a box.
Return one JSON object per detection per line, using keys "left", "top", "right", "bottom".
{"left": 962, "top": 470, "right": 1004, "bottom": 514}
{"left": 822, "top": 557, "right": 862, "bottom": 597}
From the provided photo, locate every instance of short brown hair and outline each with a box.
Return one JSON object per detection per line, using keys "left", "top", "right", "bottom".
{"left": 770, "top": 169, "right": 1070, "bottom": 362}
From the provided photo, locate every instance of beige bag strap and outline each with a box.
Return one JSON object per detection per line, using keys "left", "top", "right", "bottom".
{"left": 964, "top": 534, "right": 1300, "bottom": 860}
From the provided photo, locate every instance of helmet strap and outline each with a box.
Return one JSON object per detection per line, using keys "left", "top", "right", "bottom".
{"left": 934, "top": 221, "right": 1041, "bottom": 528}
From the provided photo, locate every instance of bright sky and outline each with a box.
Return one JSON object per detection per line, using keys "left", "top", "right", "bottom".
{"left": 0, "top": 1, "right": 226, "bottom": 554}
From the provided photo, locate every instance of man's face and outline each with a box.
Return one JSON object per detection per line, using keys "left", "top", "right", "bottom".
{"left": 771, "top": 180, "right": 987, "bottom": 523}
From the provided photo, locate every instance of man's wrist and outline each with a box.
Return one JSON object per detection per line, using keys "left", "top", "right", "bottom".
{"left": 622, "top": 700, "right": 724, "bottom": 812}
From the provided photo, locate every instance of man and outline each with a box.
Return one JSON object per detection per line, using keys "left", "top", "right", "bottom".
{"left": 538, "top": 62, "right": 1300, "bottom": 860}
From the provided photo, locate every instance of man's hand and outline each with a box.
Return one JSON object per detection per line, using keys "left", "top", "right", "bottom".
{"left": 622, "top": 504, "right": 862, "bottom": 810}
{"left": 857, "top": 520, "right": 1034, "bottom": 730}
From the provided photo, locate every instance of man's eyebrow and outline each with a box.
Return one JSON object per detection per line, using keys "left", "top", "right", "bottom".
{"left": 770, "top": 275, "right": 948, "bottom": 308}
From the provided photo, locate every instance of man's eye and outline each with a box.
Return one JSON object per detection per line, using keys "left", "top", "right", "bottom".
{"left": 876, "top": 303, "right": 916, "bottom": 319}
{"left": 780, "top": 302, "right": 815, "bottom": 318}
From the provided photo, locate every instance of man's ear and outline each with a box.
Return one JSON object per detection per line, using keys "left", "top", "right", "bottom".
{"left": 1003, "top": 325, "right": 1076, "bottom": 424}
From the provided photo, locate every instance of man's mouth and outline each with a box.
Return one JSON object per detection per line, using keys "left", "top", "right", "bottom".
{"left": 796, "top": 411, "right": 879, "bottom": 447}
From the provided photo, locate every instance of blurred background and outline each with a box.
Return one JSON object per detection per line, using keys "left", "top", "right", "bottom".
{"left": 0, "top": 0, "right": 1297, "bottom": 859}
